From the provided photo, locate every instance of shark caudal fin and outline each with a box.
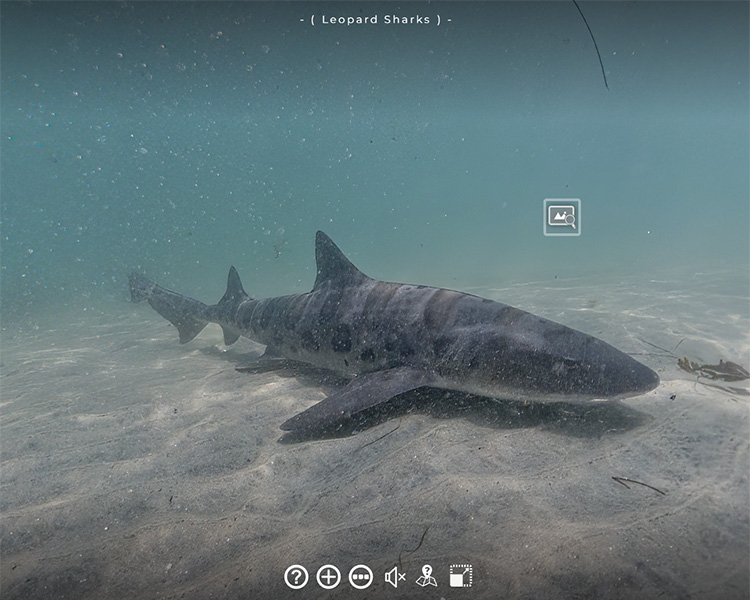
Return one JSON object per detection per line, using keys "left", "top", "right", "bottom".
{"left": 129, "top": 271, "right": 209, "bottom": 344}
{"left": 214, "top": 266, "right": 248, "bottom": 345}
{"left": 128, "top": 271, "right": 154, "bottom": 303}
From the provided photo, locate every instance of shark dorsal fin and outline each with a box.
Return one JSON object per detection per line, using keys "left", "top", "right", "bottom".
{"left": 313, "top": 231, "right": 368, "bottom": 290}
{"left": 217, "top": 266, "right": 248, "bottom": 346}
{"left": 226, "top": 266, "right": 247, "bottom": 299}
{"left": 218, "top": 266, "right": 248, "bottom": 309}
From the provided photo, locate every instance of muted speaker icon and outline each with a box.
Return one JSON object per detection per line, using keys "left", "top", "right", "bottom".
{"left": 385, "top": 566, "right": 406, "bottom": 588}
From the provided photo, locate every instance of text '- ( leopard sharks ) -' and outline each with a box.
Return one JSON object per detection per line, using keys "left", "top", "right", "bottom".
{"left": 129, "top": 231, "right": 659, "bottom": 433}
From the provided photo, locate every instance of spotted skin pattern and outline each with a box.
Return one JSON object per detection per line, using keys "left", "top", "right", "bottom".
{"left": 130, "top": 231, "right": 659, "bottom": 432}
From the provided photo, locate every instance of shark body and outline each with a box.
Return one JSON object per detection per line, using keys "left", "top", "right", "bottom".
{"left": 129, "top": 231, "right": 659, "bottom": 433}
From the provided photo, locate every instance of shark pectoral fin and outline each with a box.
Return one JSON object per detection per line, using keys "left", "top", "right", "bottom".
{"left": 221, "top": 326, "right": 241, "bottom": 346}
{"left": 280, "top": 367, "right": 433, "bottom": 432}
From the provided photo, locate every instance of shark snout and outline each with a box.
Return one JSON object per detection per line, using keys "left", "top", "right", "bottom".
{"left": 617, "top": 358, "right": 660, "bottom": 396}
{"left": 584, "top": 349, "right": 660, "bottom": 399}
{"left": 537, "top": 334, "right": 660, "bottom": 400}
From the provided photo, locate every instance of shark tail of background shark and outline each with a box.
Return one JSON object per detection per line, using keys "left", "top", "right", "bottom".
{"left": 128, "top": 268, "right": 249, "bottom": 345}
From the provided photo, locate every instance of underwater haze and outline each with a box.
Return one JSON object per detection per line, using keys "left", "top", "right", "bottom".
{"left": 1, "top": 2, "right": 749, "bottom": 599}
{"left": 1, "top": 1, "right": 747, "bottom": 326}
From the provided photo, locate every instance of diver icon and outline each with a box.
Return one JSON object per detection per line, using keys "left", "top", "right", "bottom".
{"left": 415, "top": 564, "right": 438, "bottom": 587}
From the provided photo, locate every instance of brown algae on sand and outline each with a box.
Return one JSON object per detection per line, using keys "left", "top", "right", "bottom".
{"left": 678, "top": 357, "right": 750, "bottom": 382}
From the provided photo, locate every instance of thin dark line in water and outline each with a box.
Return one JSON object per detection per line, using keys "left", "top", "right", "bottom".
{"left": 671, "top": 337, "right": 686, "bottom": 353}
{"left": 612, "top": 476, "right": 666, "bottom": 495}
{"left": 572, "top": 0, "right": 609, "bottom": 90}
{"left": 399, "top": 525, "right": 430, "bottom": 570}
{"left": 641, "top": 339, "right": 677, "bottom": 357}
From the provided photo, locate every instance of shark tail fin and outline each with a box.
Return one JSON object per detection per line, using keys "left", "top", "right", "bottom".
{"left": 216, "top": 266, "right": 248, "bottom": 345}
{"left": 129, "top": 271, "right": 209, "bottom": 344}
{"left": 129, "top": 271, "right": 154, "bottom": 303}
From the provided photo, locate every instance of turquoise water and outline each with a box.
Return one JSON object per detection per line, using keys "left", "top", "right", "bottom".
{"left": 1, "top": 3, "right": 749, "bottom": 599}
{"left": 1, "top": 2, "right": 747, "bottom": 328}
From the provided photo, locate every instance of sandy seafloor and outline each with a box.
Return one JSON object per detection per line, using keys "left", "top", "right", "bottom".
{"left": 1, "top": 271, "right": 748, "bottom": 600}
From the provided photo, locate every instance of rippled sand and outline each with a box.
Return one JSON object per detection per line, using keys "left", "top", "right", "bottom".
{"left": 2, "top": 272, "right": 748, "bottom": 599}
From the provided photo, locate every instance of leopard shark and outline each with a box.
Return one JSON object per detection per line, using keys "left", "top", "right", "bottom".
{"left": 129, "top": 231, "right": 659, "bottom": 433}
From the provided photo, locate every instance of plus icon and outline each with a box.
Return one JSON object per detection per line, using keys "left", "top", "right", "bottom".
{"left": 316, "top": 565, "right": 341, "bottom": 589}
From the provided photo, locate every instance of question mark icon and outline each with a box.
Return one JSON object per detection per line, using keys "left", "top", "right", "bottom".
{"left": 284, "top": 565, "right": 308, "bottom": 589}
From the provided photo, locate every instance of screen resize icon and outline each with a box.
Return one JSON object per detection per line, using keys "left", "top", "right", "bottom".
{"left": 450, "top": 564, "right": 473, "bottom": 587}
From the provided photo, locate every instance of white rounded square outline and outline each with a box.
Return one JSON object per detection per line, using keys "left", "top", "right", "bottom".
{"left": 544, "top": 198, "right": 581, "bottom": 236}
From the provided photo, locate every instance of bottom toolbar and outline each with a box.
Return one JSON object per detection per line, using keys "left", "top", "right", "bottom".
{"left": 284, "top": 563, "right": 474, "bottom": 590}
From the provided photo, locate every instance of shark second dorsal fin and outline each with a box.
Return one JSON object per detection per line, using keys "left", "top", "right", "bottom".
{"left": 313, "top": 231, "right": 369, "bottom": 290}
{"left": 217, "top": 266, "right": 248, "bottom": 346}
{"left": 220, "top": 266, "right": 248, "bottom": 306}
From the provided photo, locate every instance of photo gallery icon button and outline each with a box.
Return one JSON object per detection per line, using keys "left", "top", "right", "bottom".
{"left": 543, "top": 198, "right": 582, "bottom": 236}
